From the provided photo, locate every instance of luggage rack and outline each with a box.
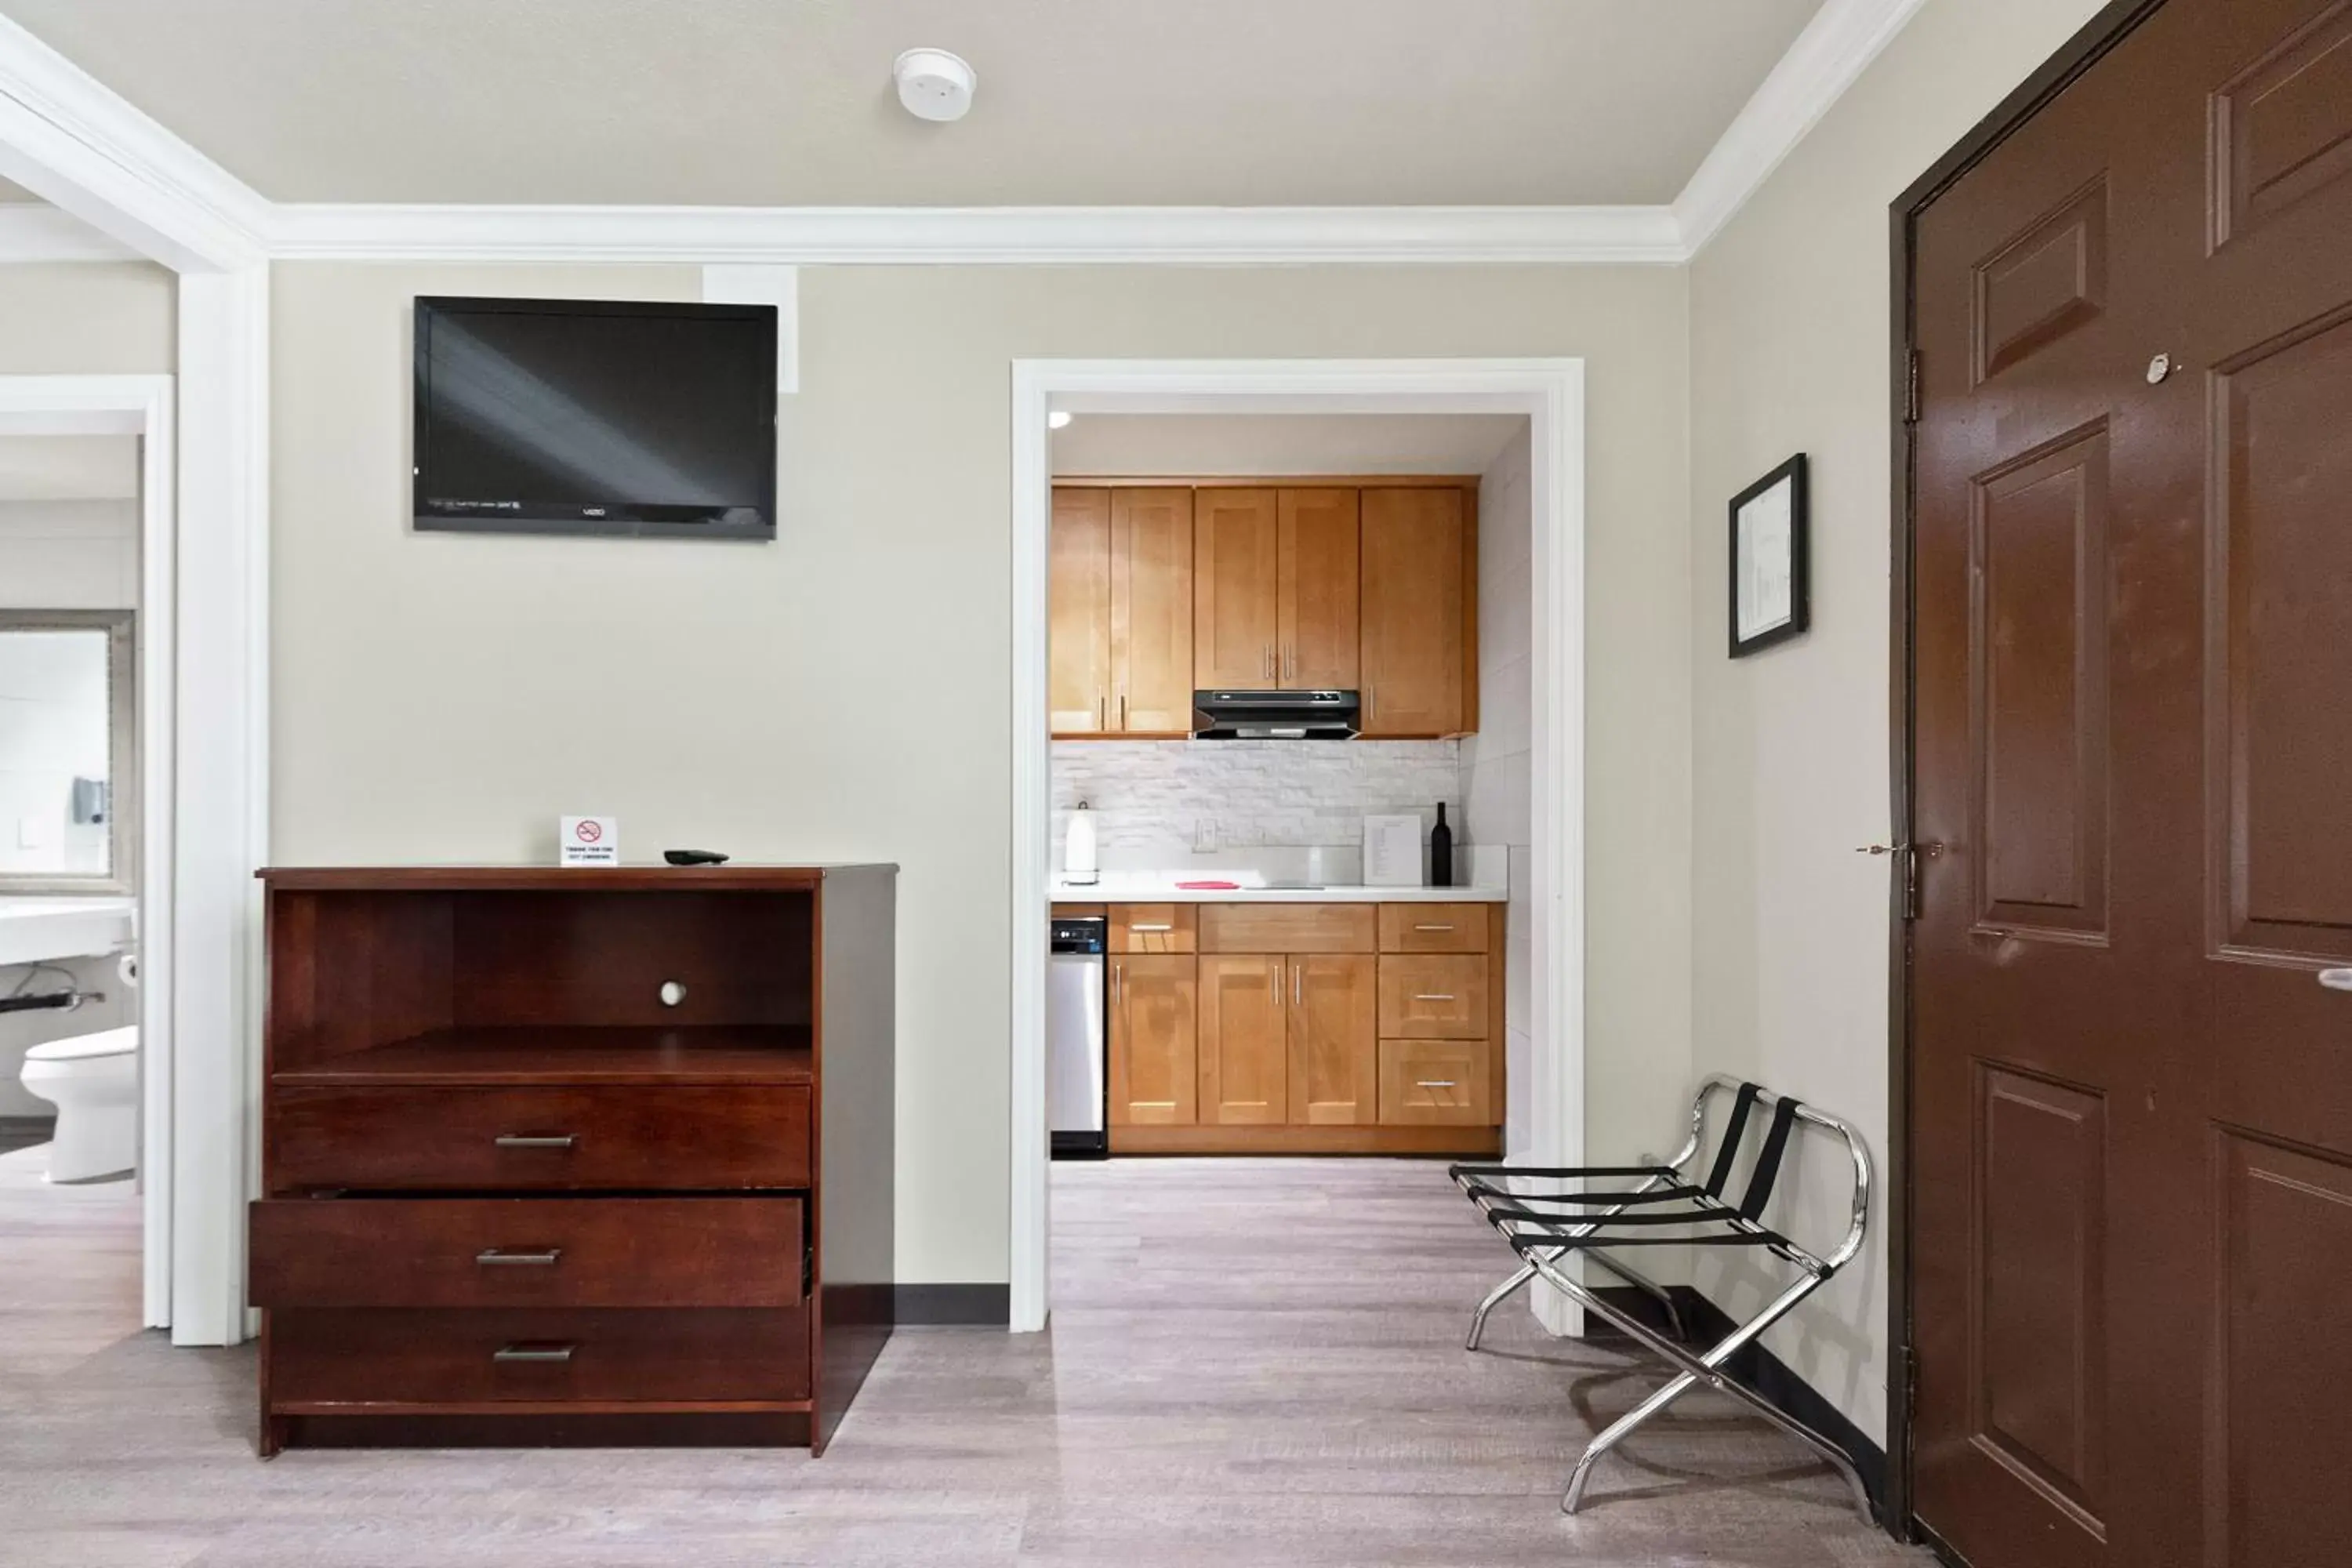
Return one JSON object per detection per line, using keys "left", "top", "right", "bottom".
{"left": 1450, "top": 1074, "right": 1873, "bottom": 1519}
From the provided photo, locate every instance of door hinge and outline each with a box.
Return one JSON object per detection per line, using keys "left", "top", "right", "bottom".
{"left": 803, "top": 1243, "right": 815, "bottom": 1298}
{"left": 1904, "top": 350, "right": 1922, "bottom": 426}
{"left": 1904, "top": 844, "right": 1922, "bottom": 921}
{"left": 1902, "top": 1343, "right": 1920, "bottom": 1454}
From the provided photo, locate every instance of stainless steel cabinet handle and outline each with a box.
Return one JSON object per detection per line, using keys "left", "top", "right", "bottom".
{"left": 1294, "top": 964, "right": 1303, "bottom": 1007}
{"left": 493, "top": 1134, "right": 576, "bottom": 1149}
{"left": 1413, "top": 993, "right": 1457, "bottom": 1003}
{"left": 1131, "top": 923, "right": 1173, "bottom": 932}
{"left": 1112, "top": 960, "right": 1121, "bottom": 1007}
{"left": 1416, "top": 1080, "right": 1457, "bottom": 1089}
{"left": 2321, "top": 968, "right": 2352, "bottom": 993}
{"left": 476, "top": 1248, "right": 562, "bottom": 1266}
{"left": 492, "top": 1343, "right": 575, "bottom": 1364}
{"left": 1098, "top": 693, "right": 1106, "bottom": 730}
{"left": 1270, "top": 961, "right": 1280, "bottom": 1004}
{"left": 1119, "top": 693, "right": 1127, "bottom": 729}
{"left": 1413, "top": 924, "right": 1455, "bottom": 932}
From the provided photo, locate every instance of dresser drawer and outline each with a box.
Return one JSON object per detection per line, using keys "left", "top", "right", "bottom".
{"left": 267, "top": 1307, "right": 811, "bottom": 1408}
{"left": 268, "top": 1084, "right": 810, "bottom": 1192}
{"left": 1200, "top": 902, "right": 1376, "bottom": 953}
{"left": 1377, "top": 1039, "right": 1492, "bottom": 1126}
{"left": 1377, "top": 954, "right": 1490, "bottom": 1038}
{"left": 1109, "top": 904, "right": 1196, "bottom": 953}
{"left": 1377, "top": 904, "right": 1491, "bottom": 953}
{"left": 249, "top": 1198, "right": 803, "bottom": 1309}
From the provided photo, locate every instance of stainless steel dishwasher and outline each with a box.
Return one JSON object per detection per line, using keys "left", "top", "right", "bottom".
{"left": 1047, "top": 916, "right": 1108, "bottom": 1159}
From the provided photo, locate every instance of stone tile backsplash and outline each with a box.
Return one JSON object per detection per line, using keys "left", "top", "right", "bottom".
{"left": 1051, "top": 739, "right": 1463, "bottom": 869}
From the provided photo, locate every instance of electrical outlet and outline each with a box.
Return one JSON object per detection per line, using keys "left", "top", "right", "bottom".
{"left": 1193, "top": 818, "right": 1220, "bottom": 853}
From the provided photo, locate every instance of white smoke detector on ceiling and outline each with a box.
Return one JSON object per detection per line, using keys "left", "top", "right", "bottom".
{"left": 894, "top": 49, "right": 976, "bottom": 123}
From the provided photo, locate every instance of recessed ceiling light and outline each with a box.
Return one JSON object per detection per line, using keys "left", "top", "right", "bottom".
{"left": 1048, "top": 410, "right": 1074, "bottom": 430}
{"left": 894, "top": 49, "right": 976, "bottom": 123}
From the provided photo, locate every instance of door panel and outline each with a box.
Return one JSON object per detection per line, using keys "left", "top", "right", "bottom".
{"left": 1109, "top": 489, "right": 1194, "bottom": 734}
{"left": 1910, "top": 1, "right": 2352, "bottom": 1562}
{"left": 1192, "top": 488, "right": 1279, "bottom": 689}
{"left": 1109, "top": 955, "right": 1195, "bottom": 1126}
{"left": 1359, "top": 488, "right": 1463, "bottom": 735}
{"left": 1286, "top": 953, "right": 1375, "bottom": 1125}
{"left": 1197, "top": 955, "right": 1285, "bottom": 1125}
{"left": 1049, "top": 488, "right": 1111, "bottom": 735}
{"left": 1277, "top": 488, "right": 1359, "bottom": 689}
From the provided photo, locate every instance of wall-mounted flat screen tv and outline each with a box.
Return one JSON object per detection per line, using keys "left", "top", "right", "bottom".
{"left": 413, "top": 296, "right": 777, "bottom": 540}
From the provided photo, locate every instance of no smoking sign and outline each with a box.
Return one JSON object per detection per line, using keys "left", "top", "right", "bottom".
{"left": 560, "top": 815, "right": 619, "bottom": 866}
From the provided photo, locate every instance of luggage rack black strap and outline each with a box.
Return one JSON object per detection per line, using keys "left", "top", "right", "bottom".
{"left": 1449, "top": 1162, "right": 1675, "bottom": 1181}
{"left": 1460, "top": 1181, "right": 1703, "bottom": 1207}
{"left": 1702, "top": 1081, "right": 1762, "bottom": 1197}
{"left": 1505, "top": 1228, "right": 1789, "bottom": 1251}
{"left": 1483, "top": 1204, "right": 1757, "bottom": 1229}
{"left": 1738, "top": 1093, "right": 1803, "bottom": 1220}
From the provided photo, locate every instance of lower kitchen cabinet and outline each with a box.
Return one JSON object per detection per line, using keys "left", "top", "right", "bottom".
{"left": 1109, "top": 953, "right": 1197, "bottom": 1126}
{"left": 1377, "top": 1037, "right": 1491, "bottom": 1126}
{"left": 1287, "top": 953, "right": 1377, "bottom": 1125}
{"left": 1198, "top": 955, "right": 1289, "bottom": 1124}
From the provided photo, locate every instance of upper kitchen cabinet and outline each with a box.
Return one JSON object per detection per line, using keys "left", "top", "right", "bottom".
{"left": 1277, "top": 488, "right": 1360, "bottom": 689}
{"left": 1110, "top": 489, "right": 1196, "bottom": 735}
{"left": 1192, "top": 488, "right": 1280, "bottom": 688}
{"left": 1051, "top": 486, "right": 1194, "bottom": 739}
{"left": 1360, "top": 486, "right": 1477, "bottom": 738}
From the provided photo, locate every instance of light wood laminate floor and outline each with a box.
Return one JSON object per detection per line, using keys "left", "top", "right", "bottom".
{"left": 1, "top": 1147, "right": 1928, "bottom": 1566}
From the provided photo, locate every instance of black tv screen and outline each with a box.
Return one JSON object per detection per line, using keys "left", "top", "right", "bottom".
{"left": 412, "top": 296, "right": 776, "bottom": 540}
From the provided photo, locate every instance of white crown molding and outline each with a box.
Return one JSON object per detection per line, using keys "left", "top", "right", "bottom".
{"left": 0, "top": 199, "right": 135, "bottom": 261}
{"left": 0, "top": 12, "right": 267, "bottom": 270}
{"left": 1672, "top": 0, "right": 1930, "bottom": 257}
{"left": 265, "top": 202, "right": 1690, "bottom": 265}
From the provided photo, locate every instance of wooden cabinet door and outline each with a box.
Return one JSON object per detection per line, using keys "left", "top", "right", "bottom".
{"left": 1049, "top": 488, "right": 1112, "bottom": 735}
{"left": 1277, "top": 488, "right": 1359, "bottom": 689}
{"left": 1287, "top": 953, "right": 1377, "bottom": 1125}
{"left": 1359, "top": 488, "right": 1465, "bottom": 735}
{"left": 1108, "top": 488, "right": 1194, "bottom": 735}
{"left": 1109, "top": 955, "right": 1196, "bottom": 1126}
{"left": 1196, "top": 954, "right": 1287, "bottom": 1125}
{"left": 1192, "top": 488, "right": 1279, "bottom": 688}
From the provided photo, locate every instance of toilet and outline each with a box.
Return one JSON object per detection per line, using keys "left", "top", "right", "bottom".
{"left": 19, "top": 1026, "right": 137, "bottom": 1183}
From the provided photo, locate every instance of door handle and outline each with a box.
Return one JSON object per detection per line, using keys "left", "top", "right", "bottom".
{"left": 476, "top": 1248, "right": 563, "bottom": 1267}
{"left": 492, "top": 1343, "right": 576, "bottom": 1364}
{"left": 2321, "top": 969, "right": 2352, "bottom": 993}
{"left": 493, "top": 1134, "right": 576, "bottom": 1149}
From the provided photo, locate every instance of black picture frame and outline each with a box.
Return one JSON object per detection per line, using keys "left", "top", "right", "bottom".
{"left": 1728, "top": 452, "right": 1809, "bottom": 658}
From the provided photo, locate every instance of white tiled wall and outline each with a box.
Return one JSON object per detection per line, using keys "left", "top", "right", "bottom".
{"left": 1457, "top": 425, "right": 1534, "bottom": 1156}
{"left": 1051, "top": 739, "right": 1462, "bottom": 871}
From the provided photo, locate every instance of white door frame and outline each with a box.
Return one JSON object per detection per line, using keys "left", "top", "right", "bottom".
{"left": 0, "top": 375, "right": 174, "bottom": 1327}
{"left": 1007, "top": 358, "right": 1588, "bottom": 1334}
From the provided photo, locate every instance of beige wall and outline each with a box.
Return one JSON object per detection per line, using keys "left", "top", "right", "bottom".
{"left": 270, "top": 262, "right": 1694, "bottom": 1283}
{"left": 0, "top": 262, "right": 175, "bottom": 374}
{"left": 1686, "top": 0, "right": 2111, "bottom": 1442}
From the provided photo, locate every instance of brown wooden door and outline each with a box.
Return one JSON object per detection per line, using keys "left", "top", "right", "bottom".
{"left": 1908, "top": 2, "right": 2352, "bottom": 1562}
{"left": 1196, "top": 954, "right": 1286, "bottom": 1124}
{"left": 1109, "top": 954, "right": 1195, "bottom": 1126}
{"left": 1277, "top": 488, "right": 1359, "bottom": 689}
{"left": 1049, "top": 488, "right": 1112, "bottom": 736}
{"left": 1286, "top": 953, "right": 1376, "bottom": 1125}
{"left": 1359, "top": 488, "right": 1464, "bottom": 735}
{"left": 1192, "top": 488, "right": 1279, "bottom": 688}
{"left": 1109, "top": 488, "right": 1193, "bottom": 735}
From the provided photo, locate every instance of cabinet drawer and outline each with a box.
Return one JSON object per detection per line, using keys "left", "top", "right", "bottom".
{"left": 1109, "top": 904, "right": 1196, "bottom": 953}
{"left": 269, "top": 1084, "right": 810, "bottom": 1192}
{"left": 1200, "top": 902, "right": 1375, "bottom": 953}
{"left": 1377, "top": 904, "right": 1490, "bottom": 953}
{"left": 1377, "top": 1039, "right": 1492, "bottom": 1126}
{"left": 1377, "top": 954, "right": 1490, "bottom": 1038}
{"left": 249, "top": 1197, "right": 804, "bottom": 1309}
{"left": 267, "top": 1307, "right": 811, "bottom": 1408}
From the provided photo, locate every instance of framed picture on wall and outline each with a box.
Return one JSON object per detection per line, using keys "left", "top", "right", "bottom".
{"left": 1728, "top": 452, "right": 1809, "bottom": 658}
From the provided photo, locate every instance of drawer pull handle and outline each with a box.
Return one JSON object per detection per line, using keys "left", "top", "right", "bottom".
{"left": 1131, "top": 923, "right": 1174, "bottom": 932}
{"left": 1413, "top": 993, "right": 1457, "bottom": 1002}
{"left": 1413, "top": 924, "right": 1456, "bottom": 932}
{"left": 476, "top": 1247, "right": 563, "bottom": 1267}
{"left": 494, "top": 1134, "right": 577, "bottom": 1149}
{"left": 492, "top": 1342, "right": 576, "bottom": 1364}
{"left": 1416, "top": 1080, "right": 1457, "bottom": 1089}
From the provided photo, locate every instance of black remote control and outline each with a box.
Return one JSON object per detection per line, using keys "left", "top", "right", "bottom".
{"left": 663, "top": 849, "right": 731, "bottom": 866}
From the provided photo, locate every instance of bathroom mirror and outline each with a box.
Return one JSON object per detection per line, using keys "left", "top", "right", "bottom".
{"left": 0, "top": 610, "right": 136, "bottom": 895}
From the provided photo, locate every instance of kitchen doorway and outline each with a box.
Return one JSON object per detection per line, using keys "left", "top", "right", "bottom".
{"left": 1007, "top": 360, "right": 1588, "bottom": 1334}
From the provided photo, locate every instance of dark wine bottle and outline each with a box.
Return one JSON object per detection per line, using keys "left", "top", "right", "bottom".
{"left": 1430, "top": 803, "right": 1454, "bottom": 887}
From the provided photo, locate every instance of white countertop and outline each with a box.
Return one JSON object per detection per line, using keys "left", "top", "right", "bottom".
{"left": 1052, "top": 875, "right": 1504, "bottom": 905}
{"left": 0, "top": 895, "right": 136, "bottom": 970}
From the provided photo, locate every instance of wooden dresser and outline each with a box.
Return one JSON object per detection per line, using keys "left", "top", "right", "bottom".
{"left": 249, "top": 864, "right": 895, "bottom": 1455}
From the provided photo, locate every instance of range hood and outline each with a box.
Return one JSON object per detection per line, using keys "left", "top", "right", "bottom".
{"left": 1192, "top": 689, "right": 1359, "bottom": 740}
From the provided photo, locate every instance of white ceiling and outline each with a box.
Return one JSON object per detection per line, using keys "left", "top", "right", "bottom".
{"left": 0, "top": 0, "right": 1822, "bottom": 207}
{"left": 1052, "top": 414, "right": 1523, "bottom": 478}
{"left": 0, "top": 436, "right": 140, "bottom": 501}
